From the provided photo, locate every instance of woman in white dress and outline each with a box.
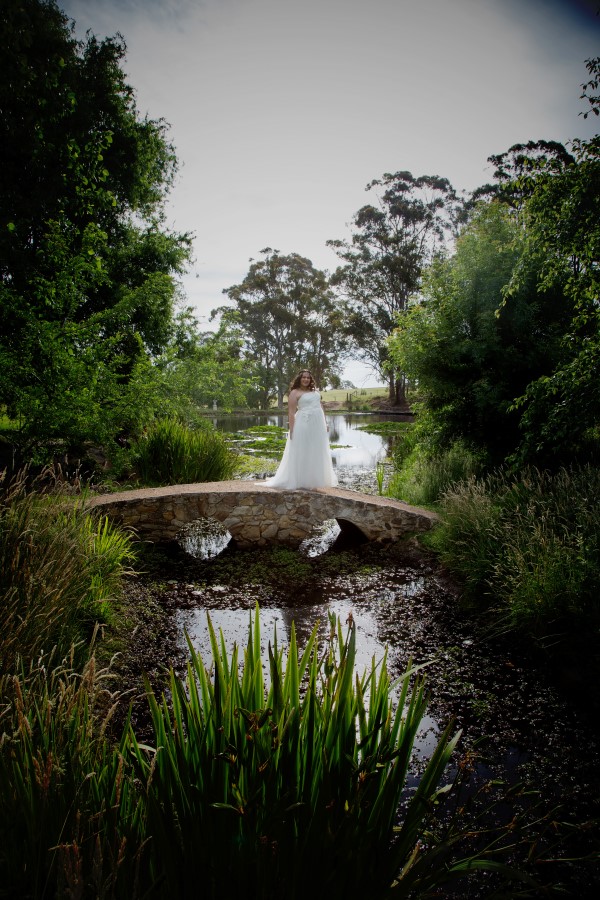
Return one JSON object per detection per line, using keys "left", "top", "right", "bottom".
{"left": 265, "top": 370, "right": 338, "bottom": 489}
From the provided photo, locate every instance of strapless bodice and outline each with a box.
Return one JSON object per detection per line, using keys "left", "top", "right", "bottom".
{"left": 297, "top": 390, "right": 321, "bottom": 412}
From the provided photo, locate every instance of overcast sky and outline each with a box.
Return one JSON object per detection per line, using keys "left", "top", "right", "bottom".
{"left": 61, "top": 0, "right": 600, "bottom": 385}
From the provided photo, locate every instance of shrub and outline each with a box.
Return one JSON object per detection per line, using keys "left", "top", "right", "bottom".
{"left": 131, "top": 417, "right": 235, "bottom": 485}
{"left": 430, "top": 466, "right": 600, "bottom": 635}
{"left": 0, "top": 470, "right": 136, "bottom": 674}
{"left": 388, "top": 441, "right": 482, "bottom": 507}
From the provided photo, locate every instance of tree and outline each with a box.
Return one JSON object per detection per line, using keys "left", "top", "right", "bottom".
{"left": 388, "top": 201, "right": 571, "bottom": 464}
{"left": 328, "top": 171, "right": 459, "bottom": 404}
{"left": 153, "top": 308, "right": 256, "bottom": 418}
{"left": 389, "top": 54, "right": 600, "bottom": 469}
{"left": 0, "top": 0, "right": 191, "bottom": 457}
{"left": 218, "top": 249, "right": 344, "bottom": 408}
{"left": 505, "top": 138, "right": 600, "bottom": 464}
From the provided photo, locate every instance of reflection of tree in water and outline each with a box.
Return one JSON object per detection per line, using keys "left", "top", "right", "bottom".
{"left": 327, "top": 417, "right": 341, "bottom": 443}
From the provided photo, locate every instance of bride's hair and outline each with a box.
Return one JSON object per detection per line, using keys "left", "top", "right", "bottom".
{"left": 290, "top": 369, "right": 316, "bottom": 391}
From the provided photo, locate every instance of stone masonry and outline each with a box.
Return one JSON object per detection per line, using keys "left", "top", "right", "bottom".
{"left": 86, "top": 481, "right": 438, "bottom": 549}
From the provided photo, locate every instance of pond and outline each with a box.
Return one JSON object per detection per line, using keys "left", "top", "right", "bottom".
{"left": 211, "top": 411, "right": 396, "bottom": 489}
{"left": 129, "top": 412, "right": 600, "bottom": 894}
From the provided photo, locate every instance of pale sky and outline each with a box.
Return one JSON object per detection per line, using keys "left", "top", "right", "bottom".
{"left": 61, "top": 0, "right": 600, "bottom": 385}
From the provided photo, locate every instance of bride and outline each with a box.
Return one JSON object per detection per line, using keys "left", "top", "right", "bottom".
{"left": 265, "top": 369, "right": 338, "bottom": 489}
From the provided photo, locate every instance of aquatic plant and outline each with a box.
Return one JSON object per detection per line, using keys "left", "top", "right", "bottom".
{"left": 126, "top": 606, "right": 465, "bottom": 899}
{"left": 376, "top": 460, "right": 386, "bottom": 495}
{"left": 0, "top": 605, "right": 539, "bottom": 898}
{"left": 429, "top": 465, "right": 600, "bottom": 636}
{"left": 388, "top": 440, "right": 481, "bottom": 507}
{"left": 131, "top": 417, "right": 235, "bottom": 485}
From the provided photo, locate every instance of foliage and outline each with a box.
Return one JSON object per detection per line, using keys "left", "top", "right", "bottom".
{"left": 387, "top": 440, "right": 482, "bottom": 509}
{"left": 0, "top": 654, "right": 143, "bottom": 899}
{"left": 356, "top": 421, "right": 414, "bottom": 437}
{"left": 149, "top": 308, "right": 256, "bottom": 420}
{"left": 0, "top": 605, "right": 537, "bottom": 900}
{"left": 388, "top": 202, "right": 570, "bottom": 465}
{"left": 387, "top": 61, "right": 600, "bottom": 470}
{"left": 328, "top": 171, "right": 459, "bottom": 403}
{"left": 580, "top": 56, "right": 600, "bottom": 118}
{"left": 131, "top": 417, "right": 235, "bottom": 485}
{"left": 429, "top": 466, "right": 600, "bottom": 636}
{"left": 232, "top": 453, "right": 278, "bottom": 479}
{"left": 227, "top": 424, "right": 288, "bottom": 458}
{"left": 218, "top": 248, "right": 346, "bottom": 408}
{"left": 504, "top": 131, "right": 600, "bottom": 466}
{"left": 0, "top": 0, "right": 191, "bottom": 459}
{"left": 124, "top": 608, "right": 472, "bottom": 899}
{"left": 0, "top": 470, "right": 135, "bottom": 675}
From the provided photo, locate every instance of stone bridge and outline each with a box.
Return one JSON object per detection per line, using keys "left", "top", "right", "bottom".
{"left": 86, "top": 481, "right": 438, "bottom": 549}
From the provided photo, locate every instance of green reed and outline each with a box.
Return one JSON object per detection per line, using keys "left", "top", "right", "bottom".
{"left": 376, "top": 460, "right": 386, "bottom": 495}
{"left": 132, "top": 416, "right": 235, "bottom": 485}
{"left": 0, "top": 610, "right": 534, "bottom": 899}
{"left": 126, "top": 606, "right": 461, "bottom": 899}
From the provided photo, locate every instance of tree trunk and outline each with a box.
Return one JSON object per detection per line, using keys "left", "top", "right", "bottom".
{"left": 388, "top": 373, "right": 395, "bottom": 403}
{"left": 395, "top": 374, "right": 407, "bottom": 406}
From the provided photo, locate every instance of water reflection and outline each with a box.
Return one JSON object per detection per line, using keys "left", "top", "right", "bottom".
{"left": 178, "top": 519, "right": 232, "bottom": 558}
{"left": 178, "top": 599, "right": 440, "bottom": 756}
{"left": 213, "top": 412, "right": 394, "bottom": 471}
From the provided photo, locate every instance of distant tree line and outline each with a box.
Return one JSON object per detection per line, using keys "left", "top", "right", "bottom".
{"left": 1, "top": 0, "right": 597, "bottom": 477}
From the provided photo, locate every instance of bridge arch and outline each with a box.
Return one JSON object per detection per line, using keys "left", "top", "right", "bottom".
{"left": 86, "top": 481, "right": 437, "bottom": 549}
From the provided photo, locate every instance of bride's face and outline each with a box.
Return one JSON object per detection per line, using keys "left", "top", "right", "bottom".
{"left": 300, "top": 372, "right": 312, "bottom": 389}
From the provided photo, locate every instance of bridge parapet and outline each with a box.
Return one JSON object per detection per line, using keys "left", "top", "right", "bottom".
{"left": 86, "top": 481, "right": 438, "bottom": 548}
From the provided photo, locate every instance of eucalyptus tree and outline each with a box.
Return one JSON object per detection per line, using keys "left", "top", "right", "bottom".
{"left": 328, "top": 171, "right": 459, "bottom": 404}
{"left": 218, "top": 249, "right": 344, "bottom": 408}
{"left": 0, "top": 0, "right": 191, "bottom": 457}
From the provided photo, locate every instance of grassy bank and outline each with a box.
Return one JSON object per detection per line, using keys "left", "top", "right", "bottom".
{"left": 386, "top": 434, "right": 600, "bottom": 667}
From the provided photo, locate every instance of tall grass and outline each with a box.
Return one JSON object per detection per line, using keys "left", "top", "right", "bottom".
{"left": 0, "top": 608, "right": 533, "bottom": 898}
{"left": 0, "top": 471, "right": 136, "bottom": 674}
{"left": 429, "top": 466, "right": 600, "bottom": 635}
{"left": 0, "top": 652, "right": 144, "bottom": 898}
{"left": 387, "top": 440, "right": 482, "bottom": 508}
{"left": 132, "top": 417, "right": 235, "bottom": 485}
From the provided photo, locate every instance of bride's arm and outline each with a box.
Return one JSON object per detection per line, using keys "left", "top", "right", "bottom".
{"left": 288, "top": 390, "right": 299, "bottom": 438}
{"left": 320, "top": 398, "right": 329, "bottom": 431}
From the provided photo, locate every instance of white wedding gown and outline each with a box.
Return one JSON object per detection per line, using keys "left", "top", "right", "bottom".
{"left": 265, "top": 390, "right": 338, "bottom": 489}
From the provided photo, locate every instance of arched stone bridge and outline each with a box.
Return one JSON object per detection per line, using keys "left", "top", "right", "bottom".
{"left": 86, "top": 481, "right": 438, "bottom": 549}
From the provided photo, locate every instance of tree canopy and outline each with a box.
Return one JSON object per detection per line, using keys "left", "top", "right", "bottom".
{"left": 0, "top": 0, "right": 191, "bottom": 458}
{"left": 388, "top": 61, "right": 600, "bottom": 469}
{"left": 218, "top": 249, "right": 344, "bottom": 408}
{"left": 328, "top": 171, "right": 458, "bottom": 404}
